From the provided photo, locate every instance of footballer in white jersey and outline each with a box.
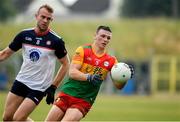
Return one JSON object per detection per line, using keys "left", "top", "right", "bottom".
{"left": 9, "top": 28, "right": 67, "bottom": 92}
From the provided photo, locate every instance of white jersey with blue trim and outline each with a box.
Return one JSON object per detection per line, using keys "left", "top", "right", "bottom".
{"left": 9, "top": 28, "right": 67, "bottom": 91}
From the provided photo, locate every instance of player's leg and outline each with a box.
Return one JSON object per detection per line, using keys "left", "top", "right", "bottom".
{"left": 45, "top": 92, "right": 67, "bottom": 121}
{"left": 61, "top": 93, "right": 91, "bottom": 121}
{"left": 13, "top": 86, "right": 44, "bottom": 121}
{"left": 45, "top": 105, "right": 65, "bottom": 121}
{"left": 13, "top": 98, "right": 37, "bottom": 121}
{"left": 2, "top": 92, "right": 24, "bottom": 121}
{"left": 3, "top": 80, "right": 27, "bottom": 121}
{"left": 61, "top": 108, "right": 83, "bottom": 121}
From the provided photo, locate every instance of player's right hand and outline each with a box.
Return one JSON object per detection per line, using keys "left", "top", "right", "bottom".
{"left": 87, "top": 74, "right": 103, "bottom": 86}
{"left": 45, "top": 85, "right": 57, "bottom": 105}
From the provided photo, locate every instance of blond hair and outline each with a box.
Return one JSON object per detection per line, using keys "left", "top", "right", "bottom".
{"left": 38, "top": 4, "right": 54, "bottom": 14}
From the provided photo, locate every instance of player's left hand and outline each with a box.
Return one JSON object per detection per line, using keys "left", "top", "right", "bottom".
{"left": 45, "top": 85, "right": 57, "bottom": 105}
{"left": 87, "top": 74, "right": 103, "bottom": 86}
{"left": 128, "top": 65, "right": 134, "bottom": 78}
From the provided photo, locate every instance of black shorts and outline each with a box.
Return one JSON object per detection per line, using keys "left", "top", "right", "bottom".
{"left": 10, "top": 80, "right": 45, "bottom": 105}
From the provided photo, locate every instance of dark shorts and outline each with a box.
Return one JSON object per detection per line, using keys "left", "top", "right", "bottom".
{"left": 54, "top": 92, "right": 92, "bottom": 117}
{"left": 10, "top": 80, "right": 45, "bottom": 105}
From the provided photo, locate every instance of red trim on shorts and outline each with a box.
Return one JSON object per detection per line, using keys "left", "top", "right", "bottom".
{"left": 54, "top": 92, "right": 92, "bottom": 116}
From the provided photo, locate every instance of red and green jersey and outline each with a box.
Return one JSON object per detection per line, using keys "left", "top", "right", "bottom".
{"left": 60, "top": 44, "right": 117, "bottom": 104}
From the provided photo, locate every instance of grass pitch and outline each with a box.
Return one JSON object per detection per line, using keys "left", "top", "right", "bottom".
{"left": 0, "top": 92, "right": 180, "bottom": 121}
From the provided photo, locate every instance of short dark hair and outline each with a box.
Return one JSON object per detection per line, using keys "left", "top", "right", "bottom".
{"left": 38, "top": 4, "right": 54, "bottom": 14}
{"left": 96, "top": 25, "right": 112, "bottom": 33}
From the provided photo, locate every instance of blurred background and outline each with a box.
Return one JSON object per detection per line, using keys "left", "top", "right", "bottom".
{"left": 0, "top": 0, "right": 180, "bottom": 121}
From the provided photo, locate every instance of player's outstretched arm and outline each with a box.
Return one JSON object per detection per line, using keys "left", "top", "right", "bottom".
{"left": 69, "top": 63, "right": 103, "bottom": 86}
{"left": 45, "top": 55, "right": 70, "bottom": 105}
{"left": 0, "top": 47, "right": 14, "bottom": 62}
{"left": 52, "top": 55, "right": 70, "bottom": 87}
{"left": 69, "top": 63, "right": 88, "bottom": 81}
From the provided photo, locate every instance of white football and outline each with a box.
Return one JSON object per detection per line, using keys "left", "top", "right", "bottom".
{"left": 111, "top": 62, "right": 131, "bottom": 82}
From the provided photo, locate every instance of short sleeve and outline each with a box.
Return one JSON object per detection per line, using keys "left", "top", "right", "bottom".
{"left": 9, "top": 32, "right": 23, "bottom": 51}
{"left": 54, "top": 39, "right": 67, "bottom": 59}
{"left": 71, "top": 46, "right": 84, "bottom": 65}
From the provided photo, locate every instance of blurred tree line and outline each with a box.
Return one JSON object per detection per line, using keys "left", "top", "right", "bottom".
{"left": 0, "top": 0, "right": 179, "bottom": 22}
{"left": 0, "top": 0, "right": 34, "bottom": 22}
{"left": 121, "top": 0, "right": 180, "bottom": 18}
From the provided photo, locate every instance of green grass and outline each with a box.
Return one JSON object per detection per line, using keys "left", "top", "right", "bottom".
{"left": 84, "top": 94, "right": 180, "bottom": 121}
{"left": 0, "top": 92, "right": 180, "bottom": 121}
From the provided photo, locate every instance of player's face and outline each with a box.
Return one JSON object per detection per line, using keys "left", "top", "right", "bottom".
{"left": 94, "top": 29, "right": 112, "bottom": 49}
{"left": 36, "top": 8, "right": 53, "bottom": 32}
